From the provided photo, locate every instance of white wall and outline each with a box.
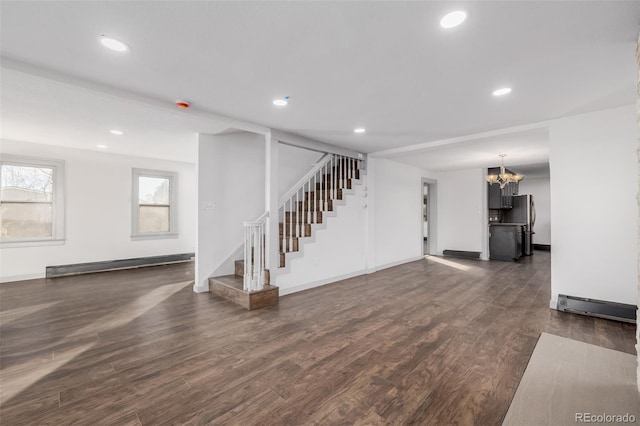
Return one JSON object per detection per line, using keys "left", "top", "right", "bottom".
{"left": 549, "top": 105, "right": 638, "bottom": 306}
{"left": 0, "top": 139, "right": 196, "bottom": 282}
{"left": 194, "top": 135, "right": 322, "bottom": 291}
{"left": 519, "top": 177, "right": 551, "bottom": 245}
{"left": 278, "top": 144, "right": 323, "bottom": 199}
{"left": 436, "top": 168, "right": 486, "bottom": 257}
{"left": 369, "top": 158, "right": 438, "bottom": 269}
{"left": 195, "top": 132, "right": 265, "bottom": 291}
{"left": 369, "top": 159, "right": 487, "bottom": 269}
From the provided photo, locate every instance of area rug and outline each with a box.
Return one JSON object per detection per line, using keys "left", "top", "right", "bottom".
{"left": 502, "top": 332, "right": 640, "bottom": 425}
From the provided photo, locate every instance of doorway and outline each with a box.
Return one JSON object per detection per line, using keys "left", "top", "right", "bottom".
{"left": 423, "top": 184, "right": 429, "bottom": 255}
{"left": 421, "top": 178, "right": 437, "bottom": 256}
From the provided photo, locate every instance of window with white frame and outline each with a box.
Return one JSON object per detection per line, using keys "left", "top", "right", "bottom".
{"left": 0, "top": 155, "right": 65, "bottom": 245}
{"left": 132, "top": 169, "right": 177, "bottom": 239}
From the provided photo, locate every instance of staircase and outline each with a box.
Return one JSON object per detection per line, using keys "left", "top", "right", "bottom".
{"left": 210, "top": 154, "right": 362, "bottom": 310}
{"left": 279, "top": 158, "right": 360, "bottom": 268}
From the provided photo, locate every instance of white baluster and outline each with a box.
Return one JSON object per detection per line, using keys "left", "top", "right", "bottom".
{"left": 313, "top": 173, "right": 317, "bottom": 223}
{"left": 295, "top": 190, "right": 299, "bottom": 239}
{"left": 258, "top": 223, "right": 264, "bottom": 289}
{"left": 338, "top": 155, "right": 342, "bottom": 190}
{"left": 330, "top": 155, "right": 334, "bottom": 201}
{"left": 257, "top": 223, "right": 263, "bottom": 289}
{"left": 244, "top": 226, "right": 248, "bottom": 291}
{"left": 281, "top": 207, "right": 285, "bottom": 258}
{"left": 251, "top": 225, "right": 255, "bottom": 290}
{"left": 349, "top": 158, "right": 353, "bottom": 179}
{"left": 289, "top": 198, "right": 293, "bottom": 252}
{"left": 305, "top": 179, "right": 311, "bottom": 226}
{"left": 322, "top": 163, "right": 326, "bottom": 211}
{"left": 251, "top": 226, "right": 256, "bottom": 290}
{"left": 254, "top": 226, "right": 257, "bottom": 290}
{"left": 336, "top": 155, "right": 338, "bottom": 197}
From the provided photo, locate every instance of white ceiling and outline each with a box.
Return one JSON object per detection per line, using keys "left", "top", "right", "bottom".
{"left": 382, "top": 127, "right": 550, "bottom": 173}
{"left": 0, "top": 1, "right": 638, "bottom": 165}
{"left": 0, "top": 67, "right": 237, "bottom": 162}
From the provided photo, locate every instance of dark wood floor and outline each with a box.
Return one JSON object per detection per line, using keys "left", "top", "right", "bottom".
{"left": 0, "top": 252, "right": 635, "bottom": 425}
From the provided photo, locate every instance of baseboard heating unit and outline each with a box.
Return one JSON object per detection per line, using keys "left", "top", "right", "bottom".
{"left": 442, "top": 250, "right": 481, "bottom": 260}
{"left": 46, "top": 253, "right": 195, "bottom": 278}
{"left": 557, "top": 294, "right": 636, "bottom": 324}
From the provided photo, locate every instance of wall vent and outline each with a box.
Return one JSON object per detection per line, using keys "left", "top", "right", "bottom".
{"left": 557, "top": 294, "right": 636, "bottom": 324}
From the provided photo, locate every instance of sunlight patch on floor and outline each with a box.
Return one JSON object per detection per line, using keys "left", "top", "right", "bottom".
{"left": 1, "top": 280, "right": 192, "bottom": 405}
{"left": 68, "top": 280, "right": 193, "bottom": 338}
{"left": 0, "top": 301, "right": 61, "bottom": 327}
{"left": 0, "top": 343, "right": 94, "bottom": 404}
{"left": 424, "top": 255, "right": 472, "bottom": 271}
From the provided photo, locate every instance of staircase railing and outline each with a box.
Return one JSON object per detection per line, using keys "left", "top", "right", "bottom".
{"left": 242, "top": 153, "right": 361, "bottom": 291}
{"left": 279, "top": 153, "right": 360, "bottom": 258}
{"left": 242, "top": 212, "right": 268, "bottom": 291}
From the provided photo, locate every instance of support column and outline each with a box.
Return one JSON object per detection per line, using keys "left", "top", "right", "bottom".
{"left": 194, "top": 133, "right": 216, "bottom": 293}
{"left": 265, "top": 133, "right": 280, "bottom": 275}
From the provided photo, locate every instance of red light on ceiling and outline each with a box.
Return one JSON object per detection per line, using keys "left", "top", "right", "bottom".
{"left": 175, "top": 100, "right": 190, "bottom": 109}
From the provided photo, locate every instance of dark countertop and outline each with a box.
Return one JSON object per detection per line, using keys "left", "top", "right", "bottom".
{"left": 489, "top": 223, "right": 527, "bottom": 226}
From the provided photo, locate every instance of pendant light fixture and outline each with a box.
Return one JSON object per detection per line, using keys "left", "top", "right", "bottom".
{"left": 487, "top": 154, "right": 524, "bottom": 189}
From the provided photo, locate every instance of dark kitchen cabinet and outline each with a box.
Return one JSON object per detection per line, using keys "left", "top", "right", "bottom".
{"left": 488, "top": 182, "right": 503, "bottom": 209}
{"left": 489, "top": 224, "right": 524, "bottom": 261}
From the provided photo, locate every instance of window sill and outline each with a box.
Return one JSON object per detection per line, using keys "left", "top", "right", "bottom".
{"left": 1, "top": 239, "right": 66, "bottom": 249}
{"left": 131, "top": 233, "right": 179, "bottom": 241}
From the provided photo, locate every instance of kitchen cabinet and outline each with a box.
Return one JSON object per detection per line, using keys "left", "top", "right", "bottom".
{"left": 489, "top": 224, "right": 524, "bottom": 261}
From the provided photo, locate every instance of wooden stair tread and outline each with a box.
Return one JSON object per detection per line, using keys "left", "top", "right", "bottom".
{"left": 210, "top": 274, "right": 243, "bottom": 289}
{"left": 210, "top": 274, "right": 277, "bottom": 294}
{"left": 210, "top": 275, "right": 279, "bottom": 310}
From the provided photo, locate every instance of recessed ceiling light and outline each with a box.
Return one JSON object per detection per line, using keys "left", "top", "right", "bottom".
{"left": 354, "top": 128, "right": 366, "bottom": 134}
{"left": 99, "top": 35, "right": 129, "bottom": 52}
{"left": 492, "top": 87, "right": 513, "bottom": 97}
{"left": 109, "top": 130, "right": 123, "bottom": 135}
{"left": 440, "top": 11, "right": 467, "bottom": 29}
{"left": 96, "top": 144, "right": 108, "bottom": 149}
{"left": 273, "top": 96, "right": 289, "bottom": 107}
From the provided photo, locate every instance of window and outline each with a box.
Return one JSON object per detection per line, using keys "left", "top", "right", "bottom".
{"left": 0, "top": 155, "right": 65, "bottom": 245}
{"left": 132, "top": 169, "right": 177, "bottom": 239}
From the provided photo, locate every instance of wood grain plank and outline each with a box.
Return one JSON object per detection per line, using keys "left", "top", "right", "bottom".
{"left": 0, "top": 252, "right": 635, "bottom": 425}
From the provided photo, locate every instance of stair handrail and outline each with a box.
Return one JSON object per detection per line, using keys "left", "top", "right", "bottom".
{"left": 278, "top": 153, "right": 332, "bottom": 207}
{"left": 243, "top": 152, "right": 360, "bottom": 288}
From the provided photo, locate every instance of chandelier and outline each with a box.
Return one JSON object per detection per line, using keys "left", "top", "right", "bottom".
{"left": 486, "top": 154, "right": 524, "bottom": 189}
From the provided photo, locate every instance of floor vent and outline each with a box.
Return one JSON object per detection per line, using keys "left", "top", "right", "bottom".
{"left": 557, "top": 294, "right": 636, "bottom": 324}
{"left": 442, "top": 250, "right": 481, "bottom": 260}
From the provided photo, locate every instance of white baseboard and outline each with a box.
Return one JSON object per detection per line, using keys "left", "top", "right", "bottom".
{"left": 367, "top": 256, "right": 424, "bottom": 274}
{"left": 549, "top": 298, "right": 558, "bottom": 310}
{"left": 279, "top": 269, "right": 367, "bottom": 296}
{"left": 0, "top": 273, "right": 45, "bottom": 283}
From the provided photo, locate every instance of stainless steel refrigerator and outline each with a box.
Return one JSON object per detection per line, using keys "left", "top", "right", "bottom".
{"left": 502, "top": 194, "right": 536, "bottom": 255}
